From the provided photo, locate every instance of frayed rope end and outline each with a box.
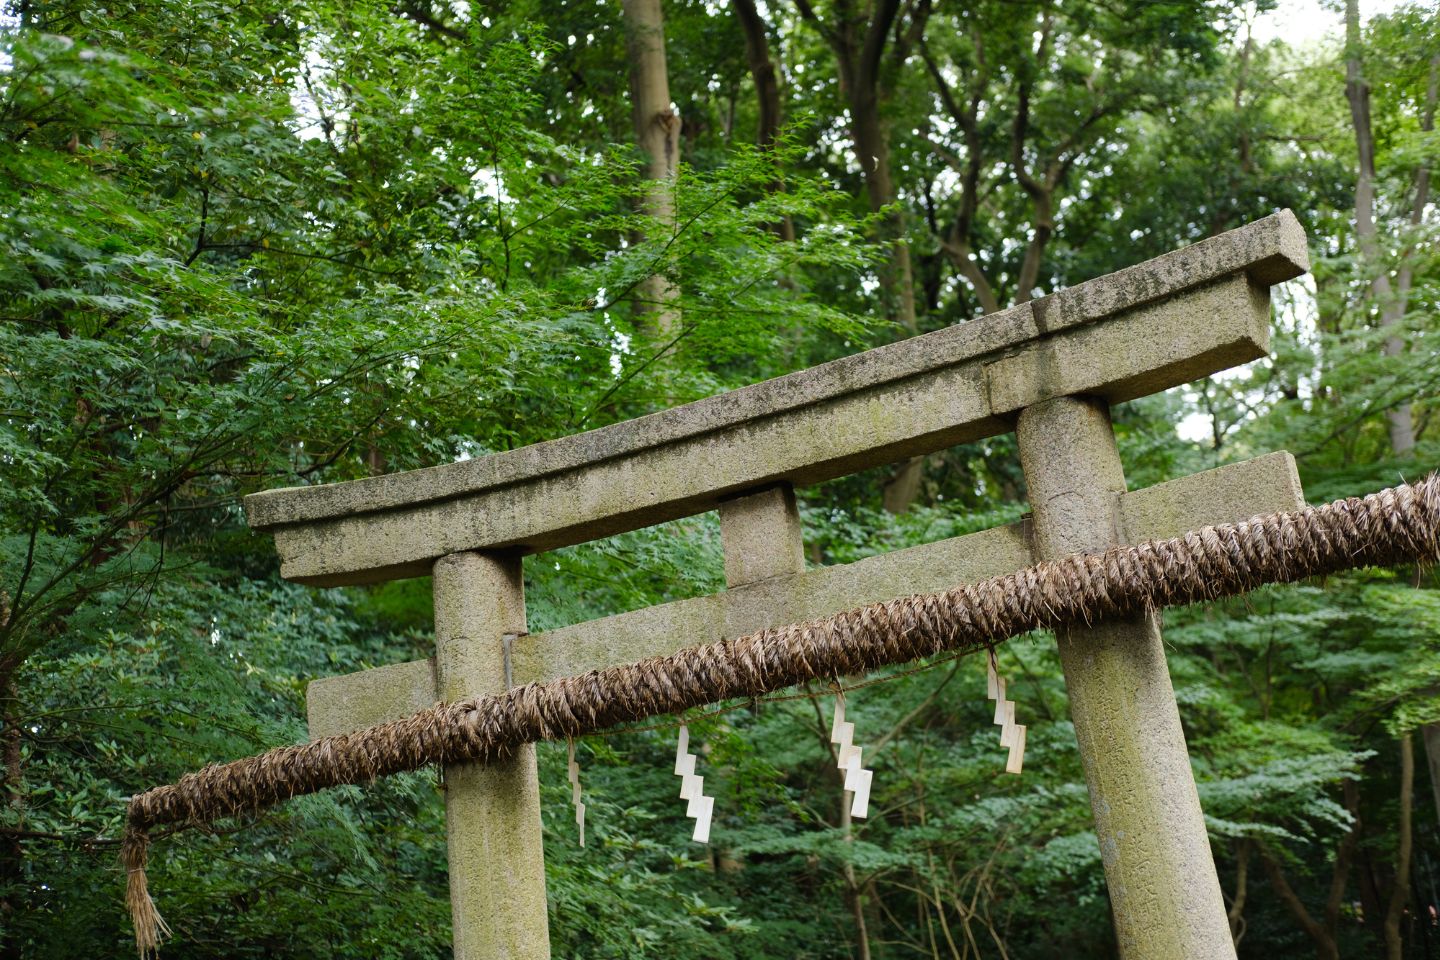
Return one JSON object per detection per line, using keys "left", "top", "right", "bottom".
{"left": 121, "top": 825, "right": 170, "bottom": 958}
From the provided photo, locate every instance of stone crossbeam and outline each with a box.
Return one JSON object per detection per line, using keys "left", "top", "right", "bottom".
{"left": 245, "top": 211, "right": 1307, "bottom": 586}
{"left": 306, "top": 452, "right": 1302, "bottom": 740}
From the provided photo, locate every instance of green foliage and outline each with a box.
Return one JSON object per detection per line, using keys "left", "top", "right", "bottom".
{"left": 2, "top": 0, "right": 1439, "bottom": 957}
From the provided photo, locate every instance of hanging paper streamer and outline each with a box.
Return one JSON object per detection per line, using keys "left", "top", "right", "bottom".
{"left": 829, "top": 694, "right": 873, "bottom": 818}
{"left": 987, "top": 652, "right": 1026, "bottom": 774}
{"left": 673, "top": 724, "right": 713, "bottom": 843}
{"left": 567, "top": 738, "right": 586, "bottom": 847}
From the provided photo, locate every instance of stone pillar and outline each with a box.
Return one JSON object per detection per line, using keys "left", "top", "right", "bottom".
{"left": 1016, "top": 397, "right": 1234, "bottom": 960}
{"left": 432, "top": 552, "right": 551, "bottom": 960}
{"left": 716, "top": 484, "right": 806, "bottom": 871}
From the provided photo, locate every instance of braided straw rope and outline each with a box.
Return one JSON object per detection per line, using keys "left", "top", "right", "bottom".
{"left": 121, "top": 475, "right": 1440, "bottom": 955}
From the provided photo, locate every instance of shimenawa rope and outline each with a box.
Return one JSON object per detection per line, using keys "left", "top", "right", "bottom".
{"left": 120, "top": 475, "right": 1440, "bottom": 955}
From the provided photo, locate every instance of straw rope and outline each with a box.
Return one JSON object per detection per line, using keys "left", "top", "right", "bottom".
{"left": 121, "top": 474, "right": 1440, "bottom": 955}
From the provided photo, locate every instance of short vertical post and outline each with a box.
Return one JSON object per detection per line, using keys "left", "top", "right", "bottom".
{"left": 1016, "top": 397, "right": 1235, "bottom": 960}
{"left": 718, "top": 484, "right": 806, "bottom": 587}
{"left": 433, "top": 552, "right": 551, "bottom": 960}
{"left": 715, "top": 485, "right": 808, "bottom": 861}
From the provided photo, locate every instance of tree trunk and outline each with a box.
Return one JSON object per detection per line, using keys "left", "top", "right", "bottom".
{"left": 1384, "top": 734, "right": 1415, "bottom": 960}
{"left": 735, "top": 0, "right": 781, "bottom": 150}
{"left": 840, "top": 797, "right": 872, "bottom": 960}
{"left": 879, "top": 460, "right": 923, "bottom": 514}
{"left": 0, "top": 671, "right": 23, "bottom": 960}
{"left": 1325, "top": 822, "right": 1359, "bottom": 940}
{"left": 1260, "top": 846, "right": 1341, "bottom": 960}
{"left": 1343, "top": 776, "right": 1389, "bottom": 948}
{"left": 875, "top": 110, "right": 924, "bottom": 515}
{"left": 814, "top": 0, "right": 920, "bottom": 338}
{"left": 734, "top": 0, "right": 795, "bottom": 242}
{"left": 847, "top": 84, "right": 918, "bottom": 336}
{"left": 1423, "top": 724, "right": 1440, "bottom": 830}
{"left": 1345, "top": 0, "right": 1412, "bottom": 452}
{"left": 799, "top": 0, "right": 924, "bottom": 512}
{"left": 919, "top": 39, "right": 1001, "bottom": 317}
{"left": 1009, "top": 9, "right": 1057, "bottom": 306}
{"left": 1012, "top": 188, "right": 1053, "bottom": 304}
{"left": 622, "top": 0, "right": 682, "bottom": 342}
{"left": 1378, "top": 52, "right": 1437, "bottom": 456}
{"left": 941, "top": 234, "right": 999, "bottom": 314}
{"left": 1228, "top": 839, "right": 1250, "bottom": 945}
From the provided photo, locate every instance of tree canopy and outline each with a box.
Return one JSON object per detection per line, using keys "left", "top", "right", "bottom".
{"left": 2, "top": 0, "right": 1438, "bottom": 957}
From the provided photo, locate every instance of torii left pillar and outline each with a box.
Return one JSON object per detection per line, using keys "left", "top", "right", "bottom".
{"left": 432, "top": 552, "right": 551, "bottom": 959}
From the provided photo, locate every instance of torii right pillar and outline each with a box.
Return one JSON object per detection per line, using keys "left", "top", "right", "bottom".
{"left": 1018, "top": 397, "right": 1236, "bottom": 958}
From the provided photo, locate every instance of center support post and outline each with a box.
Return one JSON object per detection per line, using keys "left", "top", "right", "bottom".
{"left": 1016, "top": 397, "right": 1236, "bottom": 959}
{"left": 432, "top": 552, "right": 552, "bottom": 959}
{"left": 718, "top": 484, "right": 806, "bottom": 588}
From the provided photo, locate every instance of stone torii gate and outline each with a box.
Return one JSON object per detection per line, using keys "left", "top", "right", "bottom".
{"left": 243, "top": 211, "right": 1310, "bottom": 960}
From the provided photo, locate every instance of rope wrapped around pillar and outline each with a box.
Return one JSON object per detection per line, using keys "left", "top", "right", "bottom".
{"left": 121, "top": 474, "right": 1440, "bottom": 955}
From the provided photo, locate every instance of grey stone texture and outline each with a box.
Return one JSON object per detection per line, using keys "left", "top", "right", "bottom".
{"left": 432, "top": 553, "right": 550, "bottom": 960}
{"left": 305, "top": 658, "right": 437, "bottom": 737}
{"left": 246, "top": 211, "right": 1308, "bottom": 587}
{"left": 718, "top": 485, "right": 806, "bottom": 587}
{"left": 305, "top": 452, "right": 1303, "bottom": 740}
{"left": 1017, "top": 397, "right": 1238, "bottom": 960}
{"left": 985, "top": 272, "right": 1268, "bottom": 414}
{"left": 1118, "top": 449, "right": 1304, "bottom": 539}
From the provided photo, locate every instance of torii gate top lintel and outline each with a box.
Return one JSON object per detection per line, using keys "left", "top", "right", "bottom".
{"left": 243, "top": 209, "right": 1308, "bottom": 588}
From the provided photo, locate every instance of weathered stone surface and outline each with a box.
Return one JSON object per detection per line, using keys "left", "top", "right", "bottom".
{"left": 305, "top": 521, "right": 1030, "bottom": 739}
{"left": 432, "top": 553, "right": 550, "bottom": 960}
{"left": 247, "top": 213, "right": 1307, "bottom": 587}
{"left": 253, "top": 307, "right": 1031, "bottom": 532}
{"left": 1118, "top": 449, "right": 1302, "bottom": 541}
{"left": 1033, "top": 207, "right": 1307, "bottom": 332}
{"left": 246, "top": 212, "right": 1306, "bottom": 537}
{"left": 986, "top": 272, "right": 1270, "bottom": 414}
{"left": 265, "top": 361, "right": 1003, "bottom": 585}
{"left": 307, "top": 658, "right": 437, "bottom": 740}
{"left": 1017, "top": 397, "right": 1236, "bottom": 960}
{"left": 718, "top": 484, "right": 806, "bottom": 587}
{"left": 305, "top": 453, "right": 1303, "bottom": 740}
{"left": 520, "top": 519, "right": 1035, "bottom": 685}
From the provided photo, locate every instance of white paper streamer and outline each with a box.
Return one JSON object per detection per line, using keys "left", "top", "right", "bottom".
{"left": 567, "top": 738, "right": 586, "bottom": 847}
{"left": 829, "top": 695, "right": 873, "bottom": 818}
{"left": 673, "top": 724, "right": 713, "bottom": 843}
{"left": 987, "top": 653, "right": 1026, "bottom": 775}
